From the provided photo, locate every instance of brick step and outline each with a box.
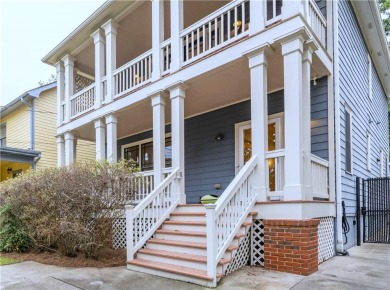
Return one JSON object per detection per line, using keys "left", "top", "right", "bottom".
{"left": 127, "top": 259, "right": 222, "bottom": 281}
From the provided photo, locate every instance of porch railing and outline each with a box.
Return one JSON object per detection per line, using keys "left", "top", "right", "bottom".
{"left": 308, "top": 0, "right": 326, "bottom": 46}
{"left": 70, "top": 83, "right": 95, "bottom": 118}
{"left": 205, "top": 155, "right": 257, "bottom": 279}
{"left": 161, "top": 39, "right": 171, "bottom": 74}
{"left": 101, "top": 76, "right": 107, "bottom": 102}
{"left": 310, "top": 154, "right": 329, "bottom": 199}
{"left": 180, "top": 0, "right": 249, "bottom": 64}
{"left": 126, "top": 168, "right": 180, "bottom": 261}
{"left": 113, "top": 50, "right": 152, "bottom": 97}
{"left": 266, "top": 149, "right": 285, "bottom": 200}
{"left": 132, "top": 168, "right": 173, "bottom": 202}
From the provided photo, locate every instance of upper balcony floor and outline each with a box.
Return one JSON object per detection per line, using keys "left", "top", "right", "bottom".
{"left": 43, "top": 0, "right": 330, "bottom": 128}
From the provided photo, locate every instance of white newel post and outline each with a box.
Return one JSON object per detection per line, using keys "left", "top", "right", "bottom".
{"left": 150, "top": 91, "right": 167, "bottom": 186}
{"left": 167, "top": 82, "right": 187, "bottom": 204}
{"left": 94, "top": 118, "right": 106, "bottom": 161}
{"left": 56, "top": 135, "right": 65, "bottom": 167}
{"left": 102, "top": 19, "right": 118, "bottom": 102}
{"left": 62, "top": 54, "right": 75, "bottom": 122}
{"left": 105, "top": 113, "right": 118, "bottom": 163}
{"left": 249, "top": 0, "right": 266, "bottom": 34}
{"left": 55, "top": 61, "right": 65, "bottom": 126}
{"left": 302, "top": 40, "right": 318, "bottom": 198}
{"left": 152, "top": 0, "right": 164, "bottom": 81}
{"left": 205, "top": 204, "right": 217, "bottom": 281}
{"left": 244, "top": 44, "right": 273, "bottom": 202}
{"left": 170, "top": 0, "right": 183, "bottom": 71}
{"left": 278, "top": 29, "right": 309, "bottom": 200}
{"left": 125, "top": 204, "right": 134, "bottom": 261}
{"left": 91, "top": 29, "right": 105, "bottom": 109}
{"left": 64, "top": 131, "right": 75, "bottom": 166}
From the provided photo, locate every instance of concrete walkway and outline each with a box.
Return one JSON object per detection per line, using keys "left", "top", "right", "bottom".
{"left": 1, "top": 244, "right": 389, "bottom": 290}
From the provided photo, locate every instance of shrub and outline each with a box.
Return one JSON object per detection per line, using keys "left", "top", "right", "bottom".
{"left": 0, "top": 204, "right": 31, "bottom": 252}
{"left": 0, "top": 159, "right": 140, "bottom": 258}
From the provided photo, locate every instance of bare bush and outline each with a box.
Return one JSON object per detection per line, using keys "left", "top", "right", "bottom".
{"left": 0, "top": 160, "right": 140, "bottom": 259}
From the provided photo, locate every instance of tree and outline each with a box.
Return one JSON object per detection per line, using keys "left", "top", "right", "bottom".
{"left": 378, "top": 0, "right": 390, "bottom": 36}
{"left": 38, "top": 74, "right": 56, "bottom": 86}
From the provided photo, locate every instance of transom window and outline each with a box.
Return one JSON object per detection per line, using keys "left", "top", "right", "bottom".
{"left": 122, "top": 136, "right": 171, "bottom": 171}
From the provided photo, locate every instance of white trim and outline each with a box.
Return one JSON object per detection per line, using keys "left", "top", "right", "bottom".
{"left": 344, "top": 104, "right": 353, "bottom": 175}
{"left": 368, "top": 53, "right": 372, "bottom": 101}
{"left": 366, "top": 130, "right": 371, "bottom": 172}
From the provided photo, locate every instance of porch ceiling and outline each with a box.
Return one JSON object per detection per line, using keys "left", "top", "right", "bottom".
{"left": 75, "top": 47, "right": 328, "bottom": 142}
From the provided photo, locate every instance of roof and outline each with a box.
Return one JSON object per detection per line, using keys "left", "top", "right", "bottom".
{"left": 0, "top": 146, "right": 41, "bottom": 163}
{"left": 0, "top": 82, "right": 57, "bottom": 119}
{"left": 41, "top": 0, "right": 139, "bottom": 66}
{"left": 351, "top": 0, "right": 390, "bottom": 97}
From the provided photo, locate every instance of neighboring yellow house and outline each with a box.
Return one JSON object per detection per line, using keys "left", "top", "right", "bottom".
{"left": 0, "top": 83, "right": 95, "bottom": 181}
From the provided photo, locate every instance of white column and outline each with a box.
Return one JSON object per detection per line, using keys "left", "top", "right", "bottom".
{"left": 62, "top": 54, "right": 75, "bottom": 123}
{"left": 56, "top": 135, "right": 65, "bottom": 167}
{"left": 150, "top": 90, "right": 167, "bottom": 186}
{"left": 167, "top": 82, "right": 188, "bottom": 204}
{"left": 152, "top": 0, "right": 164, "bottom": 81}
{"left": 55, "top": 61, "right": 64, "bottom": 127}
{"left": 170, "top": 0, "right": 183, "bottom": 71}
{"left": 91, "top": 29, "right": 105, "bottom": 109}
{"left": 302, "top": 40, "right": 318, "bottom": 199}
{"left": 102, "top": 19, "right": 118, "bottom": 103}
{"left": 278, "top": 30, "right": 309, "bottom": 200}
{"left": 249, "top": 0, "right": 266, "bottom": 35}
{"left": 105, "top": 113, "right": 118, "bottom": 162}
{"left": 64, "top": 131, "right": 75, "bottom": 165}
{"left": 244, "top": 44, "right": 273, "bottom": 202}
{"left": 94, "top": 118, "right": 106, "bottom": 161}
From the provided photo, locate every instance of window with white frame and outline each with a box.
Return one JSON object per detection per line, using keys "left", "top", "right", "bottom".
{"left": 366, "top": 131, "right": 371, "bottom": 171}
{"left": 345, "top": 105, "right": 353, "bottom": 174}
{"left": 368, "top": 53, "right": 372, "bottom": 101}
{"left": 122, "top": 136, "right": 171, "bottom": 172}
{"left": 0, "top": 124, "right": 6, "bottom": 147}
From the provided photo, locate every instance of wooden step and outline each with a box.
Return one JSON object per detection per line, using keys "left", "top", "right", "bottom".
{"left": 147, "top": 239, "right": 239, "bottom": 252}
{"left": 170, "top": 212, "right": 206, "bottom": 216}
{"left": 128, "top": 259, "right": 222, "bottom": 281}
{"left": 177, "top": 204, "right": 204, "bottom": 207}
{"left": 164, "top": 220, "right": 206, "bottom": 226}
{"left": 136, "top": 248, "right": 231, "bottom": 265}
{"left": 156, "top": 229, "right": 206, "bottom": 237}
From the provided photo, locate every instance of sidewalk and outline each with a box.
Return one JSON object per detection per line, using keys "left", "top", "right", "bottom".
{"left": 1, "top": 244, "right": 389, "bottom": 290}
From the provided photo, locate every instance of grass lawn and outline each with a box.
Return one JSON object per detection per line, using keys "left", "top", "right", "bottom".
{"left": 0, "top": 256, "right": 19, "bottom": 266}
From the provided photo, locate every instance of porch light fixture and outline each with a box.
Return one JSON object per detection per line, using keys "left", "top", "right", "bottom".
{"left": 215, "top": 132, "right": 224, "bottom": 140}
{"left": 312, "top": 77, "right": 317, "bottom": 86}
{"left": 233, "top": 20, "right": 242, "bottom": 28}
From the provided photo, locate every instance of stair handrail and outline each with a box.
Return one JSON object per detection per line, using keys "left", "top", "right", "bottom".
{"left": 126, "top": 168, "right": 180, "bottom": 261}
{"left": 205, "top": 155, "right": 258, "bottom": 278}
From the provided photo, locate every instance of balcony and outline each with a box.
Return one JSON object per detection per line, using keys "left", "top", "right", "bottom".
{"left": 61, "top": 0, "right": 327, "bottom": 123}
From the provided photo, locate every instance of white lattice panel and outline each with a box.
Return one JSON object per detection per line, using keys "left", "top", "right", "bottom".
{"left": 251, "top": 219, "right": 264, "bottom": 266}
{"left": 224, "top": 227, "right": 251, "bottom": 275}
{"left": 318, "top": 217, "right": 335, "bottom": 263}
{"left": 112, "top": 218, "right": 126, "bottom": 249}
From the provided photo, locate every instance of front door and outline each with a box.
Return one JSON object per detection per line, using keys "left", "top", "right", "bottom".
{"left": 235, "top": 114, "right": 283, "bottom": 190}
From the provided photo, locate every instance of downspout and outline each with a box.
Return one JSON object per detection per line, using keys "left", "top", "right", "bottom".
{"left": 333, "top": 0, "right": 345, "bottom": 255}
{"left": 20, "top": 95, "right": 36, "bottom": 170}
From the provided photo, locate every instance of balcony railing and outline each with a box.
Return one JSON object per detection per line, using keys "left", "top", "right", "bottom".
{"left": 181, "top": 0, "right": 250, "bottom": 64}
{"left": 308, "top": 0, "right": 326, "bottom": 46}
{"left": 310, "top": 154, "right": 329, "bottom": 199}
{"left": 161, "top": 39, "right": 172, "bottom": 74}
{"left": 266, "top": 149, "right": 285, "bottom": 200}
{"left": 70, "top": 83, "right": 95, "bottom": 119}
{"left": 113, "top": 50, "right": 153, "bottom": 98}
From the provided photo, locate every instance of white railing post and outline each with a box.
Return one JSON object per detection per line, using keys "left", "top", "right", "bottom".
{"left": 102, "top": 19, "right": 118, "bottom": 103}
{"left": 205, "top": 204, "right": 217, "bottom": 280}
{"left": 125, "top": 204, "right": 135, "bottom": 261}
{"left": 170, "top": 0, "right": 183, "bottom": 71}
{"left": 91, "top": 29, "right": 105, "bottom": 109}
{"left": 62, "top": 54, "right": 75, "bottom": 123}
{"left": 249, "top": 0, "right": 265, "bottom": 34}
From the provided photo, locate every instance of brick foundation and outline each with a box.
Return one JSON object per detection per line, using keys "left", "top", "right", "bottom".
{"left": 263, "top": 219, "right": 320, "bottom": 275}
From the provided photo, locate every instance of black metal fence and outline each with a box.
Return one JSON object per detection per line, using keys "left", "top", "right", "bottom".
{"left": 362, "top": 177, "right": 390, "bottom": 244}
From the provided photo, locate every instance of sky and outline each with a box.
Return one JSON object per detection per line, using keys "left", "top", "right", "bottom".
{"left": 0, "top": 0, "right": 106, "bottom": 107}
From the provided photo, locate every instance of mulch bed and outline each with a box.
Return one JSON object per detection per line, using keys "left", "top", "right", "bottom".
{"left": 0, "top": 248, "right": 127, "bottom": 268}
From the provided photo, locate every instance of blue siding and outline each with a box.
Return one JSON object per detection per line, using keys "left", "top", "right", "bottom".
{"left": 116, "top": 83, "right": 330, "bottom": 203}
{"left": 338, "top": 0, "right": 389, "bottom": 249}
